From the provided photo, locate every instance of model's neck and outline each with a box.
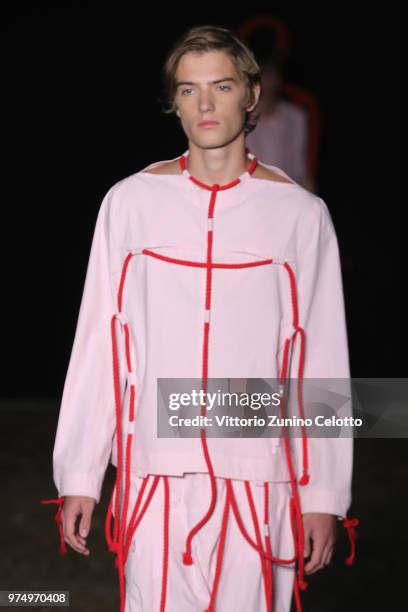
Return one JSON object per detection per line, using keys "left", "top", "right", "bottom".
{"left": 186, "top": 142, "right": 250, "bottom": 185}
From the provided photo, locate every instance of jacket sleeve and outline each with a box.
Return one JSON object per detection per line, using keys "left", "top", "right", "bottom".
{"left": 286, "top": 195, "right": 353, "bottom": 519}
{"left": 53, "top": 187, "right": 127, "bottom": 504}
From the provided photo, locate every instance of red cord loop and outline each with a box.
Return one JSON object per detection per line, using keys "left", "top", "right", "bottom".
{"left": 40, "top": 496, "right": 68, "bottom": 555}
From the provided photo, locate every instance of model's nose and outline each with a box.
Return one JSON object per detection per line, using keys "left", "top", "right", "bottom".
{"left": 198, "top": 92, "right": 215, "bottom": 113}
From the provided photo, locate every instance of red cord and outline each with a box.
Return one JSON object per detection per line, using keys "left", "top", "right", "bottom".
{"left": 204, "top": 488, "right": 231, "bottom": 612}
{"left": 343, "top": 517, "right": 359, "bottom": 565}
{"left": 263, "top": 482, "right": 274, "bottom": 608}
{"left": 283, "top": 262, "right": 309, "bottom": 486}
{"left": 160, "top": 476, "right": 170, "bottom": 612}
{"left": 245, "top": 481, "right": 272, "bottom": 612}
{"left": 39, "top": 497, "right": 68, "bottom": 555}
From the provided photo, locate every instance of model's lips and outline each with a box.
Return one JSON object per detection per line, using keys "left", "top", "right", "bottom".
{"left": 198, "top": 120, "right": 220, "bottom": 127}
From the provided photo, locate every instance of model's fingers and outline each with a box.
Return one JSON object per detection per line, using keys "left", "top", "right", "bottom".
{"left": 63, "top": 529, "right": 89, "bottom": 554}
{"left": 304, "top": 534, "right": 325, "bottom": 574}
{"left": 79, "top": 507, "right": 93, "bottom": 539}
{"left": 322, "top": 543, "right": 334, "bottom": 566}
{"left": 64, "top": 525, "right": 89, "bottom": 554}
{"left": 303, "top": 529, "right": 312, "bottom": 558}
{"left": 77, "top": 502, "right": 94, "bottom": 553}
{"left": 62, "top": 506, "right": 89, "bottom": 555}
{"left": 64, "top": 536, "right": 90, "bottom": 555}
{"left": 302, "top": 522, "right": 313, "bottom": 558}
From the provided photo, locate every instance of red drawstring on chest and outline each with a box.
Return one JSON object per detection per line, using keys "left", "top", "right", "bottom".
{"left": 40, "top": 147, "right": 359, "bottom": 612}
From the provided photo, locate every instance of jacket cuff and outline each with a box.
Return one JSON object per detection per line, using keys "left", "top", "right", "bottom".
{"left": 298, "top": 487, "right": 351, "bottom": 519}
{"left": 54, "top": 469, "right": 104, "bottom": 504}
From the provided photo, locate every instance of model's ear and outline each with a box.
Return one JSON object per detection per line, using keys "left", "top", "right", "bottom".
{"left": 246, "top": 83, "right": 262, "bottom": 113}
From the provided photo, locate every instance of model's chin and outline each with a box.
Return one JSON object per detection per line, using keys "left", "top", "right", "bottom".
{"left": 188, "top": 138, "right": 218, "bottom": 150}
{"left": 191, "top": 130, "right": 233, "bottom": 149}
{"left": 194, "top": 129, "right": 222, "bottom": 140}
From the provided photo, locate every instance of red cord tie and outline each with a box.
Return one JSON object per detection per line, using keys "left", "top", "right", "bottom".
{"left": 298, "top": 472, "right": 310, "bottom": 486}
{"left": 297, "top": 577, "right": 309, "bottom": 591}
{"left": 40, "top": 496, "right": 68, "bottom": 555}
{"left": 182, "top": 551, "right": 193, "bottom": 565}
{"left": 343, "top": 517, "right": 359, "bottom": 565}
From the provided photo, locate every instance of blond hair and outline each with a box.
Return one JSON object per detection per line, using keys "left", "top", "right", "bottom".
{"left": 159, "top": 25, "right": 262, "bottom": 135}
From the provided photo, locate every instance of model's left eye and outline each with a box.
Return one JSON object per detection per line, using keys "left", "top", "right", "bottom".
{"left": 217, "top": 85, "right": 231, "bottom": 91}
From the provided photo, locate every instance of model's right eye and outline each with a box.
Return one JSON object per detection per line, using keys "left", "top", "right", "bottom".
{"left": 181, "top": 88, "right": 193, "bottom": 96}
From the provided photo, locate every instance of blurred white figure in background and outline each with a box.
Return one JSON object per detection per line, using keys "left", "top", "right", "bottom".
{"left": 246, "top": 53, "right": 316, "bottom": 192}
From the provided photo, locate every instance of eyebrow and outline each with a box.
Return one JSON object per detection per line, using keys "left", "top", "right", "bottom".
{"left": 175, "top": 77, "right": 238, "bottom": 88}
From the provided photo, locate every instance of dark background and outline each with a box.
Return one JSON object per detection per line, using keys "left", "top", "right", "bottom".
{"left": 1, "top": 2, "right": 407, "bottom": 611}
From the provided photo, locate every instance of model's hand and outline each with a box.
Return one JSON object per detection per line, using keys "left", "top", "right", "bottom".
{"left": 62, "top": 495, "right": 96, "bottom": 555}
{"left": 302, "top": 512, "right": 337, "bottom": 574}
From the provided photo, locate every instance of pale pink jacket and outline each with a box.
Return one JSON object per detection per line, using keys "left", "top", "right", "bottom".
{"left": 52, "top": 148, "right": 353, "bottom": 519}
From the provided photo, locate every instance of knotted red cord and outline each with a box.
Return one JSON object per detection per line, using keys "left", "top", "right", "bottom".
{"left": 40, "top": 497, "right": 68, "bottom": 555}
{"left": 343, "top": 517, "right": 359, "bottom": 565}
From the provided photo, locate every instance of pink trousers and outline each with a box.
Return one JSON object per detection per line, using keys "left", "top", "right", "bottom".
{"left": 123, "top": 473, "right": 296, "bottom": 612}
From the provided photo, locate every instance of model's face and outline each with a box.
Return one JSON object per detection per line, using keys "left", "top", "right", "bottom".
{"left": 174, "top": 50, "right": 260, "bottom": 149}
